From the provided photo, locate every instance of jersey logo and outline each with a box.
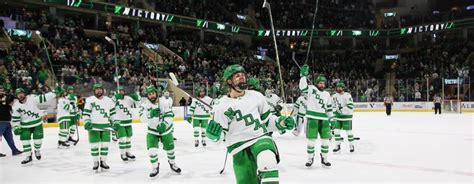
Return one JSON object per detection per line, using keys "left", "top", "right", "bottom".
{"left": 312, "top": 91, "right": 326, "bottom": 109}
{"left": 226, "top": 108, "right": 267, "bottom": 133}
{"left": 196, "top": 101, "right": 210, "bottom": 114}
{"left": 17, "top": 108, "right": 41, "bottom": 119}
{"left": 117, "top": 103, "right": 132, "bottom": 117}
{"left": 92, "top": 102, "right": 110, "bottom": 119}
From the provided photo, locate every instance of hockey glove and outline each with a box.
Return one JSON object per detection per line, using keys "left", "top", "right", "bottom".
{"left": 113, "top": 122, "right": 121, "bottom": 131}
{"left": 206, "top": 120, "right": 222, "bottom": 141}
{"left": 276, "top": 116, "right": 296, "bottom": 131}
{"left": 187, "top": 116, "right": 193, "bottom": 124}
{"left": 84, "top": 120, "right": 92, "bottom": 130}
{"left": 13, "top": 127, "right": 22, "bottom": 136}
{"left": 130, "top": 93, "right": 140, "bottom": 101}
{"left": 150, "top": 108, "right": 161, "bottom": 118}
{"left": 300, "top": 64, "right": 309, "bottom": 77}
{"left": 156, "top": 122, "right": 168, "bottom": 133}
{"left": 114, "top": 93, "right": 124, "bottom": 100}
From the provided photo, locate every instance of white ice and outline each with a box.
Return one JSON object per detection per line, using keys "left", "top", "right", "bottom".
{"left": 0, "top": 112, "right": 473, "bottom": 184}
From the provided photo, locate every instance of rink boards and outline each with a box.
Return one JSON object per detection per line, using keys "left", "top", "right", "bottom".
{"left": 41, "top": 102, "right": 474, "bottom": 128}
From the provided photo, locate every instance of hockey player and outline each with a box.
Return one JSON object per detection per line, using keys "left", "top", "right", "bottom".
{"left": 332, "top": 82, "right": 355, "bottom": 153}
{"left": 112, "top": 86, "right": 140, "bottom": 161}
{"left": 140, "top": 86, "right": 181, "bottom": 177}
{"left": 265, "top": 89, "right": 283, "bottom": 116}
{"left": 66, "top": 86, "right": 79, "bottom": 144}
{"left": 11, "top": 87, "right": 59, "bottom": 164}
{"left": 299, "top": 64, "right": 334, "bottom": 168}
{"left": 160, "top": 91, "right": 173, "bottom": 108}
{"left": 57, "top": 87, "right": 78, "bottom": 148}
{"left": 188, "top": 87, "right": 212, "bottom": 147}
{"left": 207, "top": 64, "right": 295, "bottom": 184}
{"left": 292, "top": 94, "right": 307, "bottom": 136}
{"left": 83, "top": 83, "right": 117, "bottom": 171}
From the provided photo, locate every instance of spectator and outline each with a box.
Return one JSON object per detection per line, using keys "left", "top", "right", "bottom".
{"left": 0, "top": 86, "right": 22, "bottom": 156}
{"left": 179, "top": 97, "right": 187, "bottom": 106}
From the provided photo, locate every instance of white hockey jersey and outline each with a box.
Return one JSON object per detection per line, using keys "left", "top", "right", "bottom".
{"left": 139, "top": 98, "right": 174, "bottom": 136}
{"left": 159, "top": 96, "right": 174, "bottom": 111}
{"left": 113, "top": 96, "right": 139, "bottom": 126}
{"left": 266, "top": 93, "right": 282, "bottom": 114}
{"left": 82, "top": 96, "right": 116, "bottom": 130}
{"left": 11, "top": 92, "right": 56, "bottom": 128}
{"left": 56, "top": 97, "right": 78, "bottom": 124}
{"left": 292, "top": 95, "right": 307, "bottom": 118}
{"left": 213, "top": 90, "right": 280, "bottom": 156}
{"left": 332, "top": 92, "right": 354, "bottom": 121}
{"left": 299, "top": 77, "right": 333, "bottom": 120}
{"left": 189, "top": 96, "right": 213, "bottom": 120}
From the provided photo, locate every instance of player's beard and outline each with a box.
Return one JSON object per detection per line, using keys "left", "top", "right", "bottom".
{"left": 94, "top": 92, "right": 103, "bottom": 98}
{"left": 18, "top": 95, "right": 26, "bottom": 103}
{"left": 148, "top": 96, "right": 157, "bottom": 103}
{"left": 336, "top": 89, "right": 343, "bottom": 93}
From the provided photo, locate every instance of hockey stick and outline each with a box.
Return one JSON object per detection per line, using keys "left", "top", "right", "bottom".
{"left": 169, "top": 72, "right": 213, "bottom": 109}
{"left": 262, "top": 0, "right": 290, "bottom": 123}
{"left": 219, "top": 152, "right": 228, "bottom": 174}
{"left": 74, "top": 120, "right": 79, "bottom": 145}
{"left": 304, "top": 0, "right": 320, "bottom": 64}
{"left": 291, "top": 51, "right": 301, "bottom": 69}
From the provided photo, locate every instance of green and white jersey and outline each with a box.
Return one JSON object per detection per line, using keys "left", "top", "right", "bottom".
{"left": 113, "top": 96, "right": 139, "bottom": 126}
{"left": 57, "top": 97, "right": 78, "bottom": 123}
{"left": 292, "top": 95, "right": 307, "bottom": 118}
{"left": 189, "top": 96, "right": 213, "bottom": 120}
{"left": 82, "top": 96, "right": 116, "bottom": 130}
{"left": 139, "top": 99, "right": 174, "bottom": 136}
{"left": 266, "top": 93, "right": 282, "bottom": 114}
{"left": 332, "top": 92, "right": 354, "bottom": 121}
{"left": 159, "top": 96, "right": 174, "bottom": 111}
{"left": 11, "top": 92, "right": 56, "bottom": 128}
{"left": 213, "top": 90, "right": 280, "bottom": 156}
{"left": 299, "top": 77, "right": 334, "bottom": 120}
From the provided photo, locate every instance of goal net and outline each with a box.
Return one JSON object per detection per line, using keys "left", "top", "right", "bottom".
{"left": 441, "top": 100, "right": 462, "bottom": 113}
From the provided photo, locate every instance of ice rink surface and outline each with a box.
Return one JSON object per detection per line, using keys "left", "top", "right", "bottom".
{"left": 1, "top": 112, "right": 473, "bottom": 184}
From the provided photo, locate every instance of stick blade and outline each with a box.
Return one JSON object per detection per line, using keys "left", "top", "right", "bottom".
{"left": 219, "top": 169, "right": 224, "bottom": 174}
{"left": 169, "top": 72, "right": 179, "bottom": 86}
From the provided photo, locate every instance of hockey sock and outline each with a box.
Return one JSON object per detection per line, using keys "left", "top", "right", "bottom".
{"left": 201, "top": 127, "right": 207, "bottom": 138}
{"left": 91, "top": 143, "right": 99, "bottom": 162}
{"left": 347, "top": 131, "right": 354, "bottom": 145}
{"left": 193, "top": 127, "right": 200, "bottom": 140}
{"left": 34, "top": 139, "right": 42, "bottom": 150}
{"left": 119, "top": 137, "right": 127, "bottom": 155}
{"left": 307, "top": 139, "right": 315, "bottom": 158}
{"left": 125, "top": 137, "right": 132, "bottom": 153}
{"left": 100, "top": 142, "right": 109, "bottom": 157}
{"left": 166, "top": 150, "right": 175, "bottom": 161}
{"left": 257, "top": 150, "right": 279, "bottom": 184}
{"left": 321, "top": 139, "right": 329, "bottom": 159}
{"left": 149, "top": 148, "right": 159, "bottom": 168}
{"left": 334, "top": 129, "right": 342, "bottom": 144}
{"left": 69, "top": 126, "right": 76, "bottom": 136}
{"left": 58, "top": 125, "right": 69, "bottom": 142}
{"left": 22, "top": 140, "right": 32, "bottom": 154}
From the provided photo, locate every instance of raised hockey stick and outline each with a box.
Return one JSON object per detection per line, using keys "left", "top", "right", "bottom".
{"left": 169, "top": 72, "right": 213, "bottom": 109}
{"left": 292, "top": 51, "right": 301, "bottom": 69}
{"left": 304, "top": 0, "right": 319, "bottom": 64}
{"left": 263, "top": 0, "right": 290, "bottom": 120}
